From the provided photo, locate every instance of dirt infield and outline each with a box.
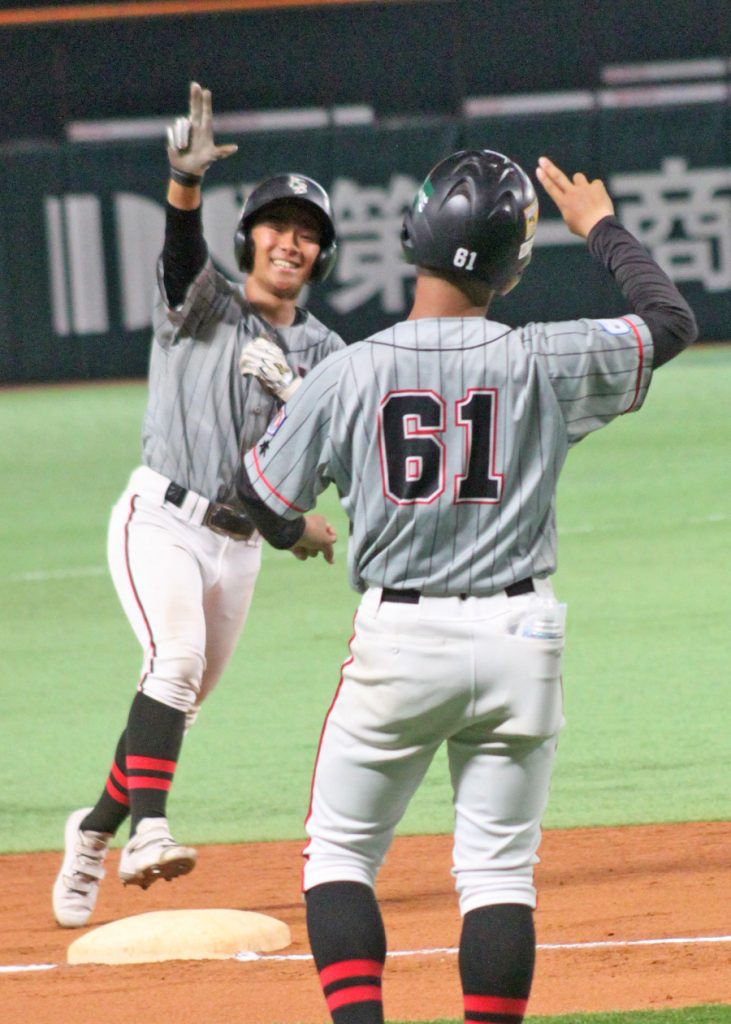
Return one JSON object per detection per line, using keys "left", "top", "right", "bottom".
{"left": 3, "top": 822, "right": 730, "bottom": 1024}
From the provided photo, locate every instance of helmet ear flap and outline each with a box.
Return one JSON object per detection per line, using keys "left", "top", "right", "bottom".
{"left": 234, "top": 219, "right": 253, "bottom": 273}
{"left": 400, "top": 210, "right": 416, "bottom": 264}
{"left": 241, "top": 237, "right": 255, "bottom": 273}
{"left": 308, "top": 236, "right": 338, "bottom": 283}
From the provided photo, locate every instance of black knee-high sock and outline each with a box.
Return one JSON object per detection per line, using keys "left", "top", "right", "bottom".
{"left": 80, "top": 730, "right": 130, "bottom": 835}
{"left": 125, "top": 691, "right": 186, "bottom": 832}
{"left": 459, "top": 903, "right": 535, "bottom": 1024}
{"left": 306, "top": 881, "right": 386, "bottom": 1024}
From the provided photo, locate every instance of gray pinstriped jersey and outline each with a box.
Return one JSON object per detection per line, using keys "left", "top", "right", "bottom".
{"left": 141, "top": 258, "right": 345, "bottom": 500}
{"left": 244, "top": 314, "right": 653, "bottom": 596}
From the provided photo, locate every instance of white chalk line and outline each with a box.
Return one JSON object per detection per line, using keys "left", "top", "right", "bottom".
{"left": 234, "top": 934, "right": 731, "bottom": 963}
{"left": 0, "top": 963, "right": 57, "bottom": 974}
{"left": 5, "top": 933, "right": 730, "bottom": 974}
{"left": 5, "top": 565, "right": 106, "bottom": 583}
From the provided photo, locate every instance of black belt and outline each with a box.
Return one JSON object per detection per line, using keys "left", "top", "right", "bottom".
{"left": 381, "top": 578, "right": 534, "bottom": 604}
{"left": 164, "top": 482, "right": 256, "bottom": 541}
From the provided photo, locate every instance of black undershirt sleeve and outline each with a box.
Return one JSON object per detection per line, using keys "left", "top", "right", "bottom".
{"left": 164, "top": 201, "right": 304, "bottom": 551}
{"left": 587, "top": 215, "right": 698, "bottom": 367}
{"left": 235, "top": 461, "right": 307, "bottom": 550}
{"left": 162, "top": 202, "right": 208, "bottom": 308}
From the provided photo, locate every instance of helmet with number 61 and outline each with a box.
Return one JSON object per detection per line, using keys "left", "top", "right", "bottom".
{"left": 401, "top": 149, "right": 539, "bottom": 295}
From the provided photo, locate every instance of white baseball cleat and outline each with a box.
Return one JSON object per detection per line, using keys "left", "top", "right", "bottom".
{"left": 118, "top": 817, "right": 197, "bottom": 890}
{"left": 52, "top": 807, "right": 112, "bottom": 928}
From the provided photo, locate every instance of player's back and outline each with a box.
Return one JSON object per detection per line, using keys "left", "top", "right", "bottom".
{"left": 335, "top": 316, "right": 568, "bottom": 596}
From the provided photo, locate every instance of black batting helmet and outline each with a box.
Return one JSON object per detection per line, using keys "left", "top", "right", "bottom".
{"left": 401, "top": 149, "right": 538, "bottom": 293}
{"left": 234, "top": 173, "right": 338, "bottom": 282}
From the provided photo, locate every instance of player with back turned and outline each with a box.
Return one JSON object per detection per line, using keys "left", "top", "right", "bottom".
{"left": 233, "top": 150, "right": 697, "bottom": 1023}
{"left": 52, "top": 82, "right": 341, "bottom": 929}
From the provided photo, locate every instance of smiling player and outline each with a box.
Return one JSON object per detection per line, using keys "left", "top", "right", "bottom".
{"left": 52, "top": 81, "right": 342, "bottom": 928}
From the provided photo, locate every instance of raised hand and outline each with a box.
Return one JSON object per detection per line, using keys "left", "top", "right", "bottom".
{"left": 536, "top": 156, "right": 614, "bottom": 238}
{"left": 167, "top": 81, "right": 238, "bottom": 182}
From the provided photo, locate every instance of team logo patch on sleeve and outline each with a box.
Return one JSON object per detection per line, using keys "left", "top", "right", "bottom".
{"left": 266, "top": 405, "right": 287, "bottom": 436}
{"left": 594, "top": 318, "right": 632, "bottom": 335}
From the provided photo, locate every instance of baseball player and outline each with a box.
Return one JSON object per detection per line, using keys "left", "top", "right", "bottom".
{"left": 52, "top": 81, "right": 342, "bottom": 929}
{"left": 233, "top": 150, "right": 697, "bottom": 1023}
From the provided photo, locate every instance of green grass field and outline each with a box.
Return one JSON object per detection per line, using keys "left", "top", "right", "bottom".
{"left": 1, "top": 344, "right": 727, "bottom": 852}
{"left": 404, "top": 1012, "right": 731, "bottom": 1024}
{"left": 1, "top": 345, "right": 729, "bottom": 1024}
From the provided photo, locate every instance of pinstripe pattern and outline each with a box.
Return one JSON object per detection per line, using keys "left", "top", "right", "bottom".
{"left": 244, "top": 313, "right": 653, "bottom": 596}
{"left": 142, "top": 257, "right": 344, "bottom": 500}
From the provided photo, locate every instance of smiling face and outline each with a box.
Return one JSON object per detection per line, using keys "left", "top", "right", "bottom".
{"left": 248, "top": 200, "right": 323, "bottom": 300}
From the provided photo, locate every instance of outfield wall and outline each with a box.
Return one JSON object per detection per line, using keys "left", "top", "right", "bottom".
{"left": 2, "top": 97, "right": 731, "bottom": 382}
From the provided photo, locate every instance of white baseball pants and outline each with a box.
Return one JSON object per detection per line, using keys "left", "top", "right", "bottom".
{"left": 107, "top": 466, "right": 262, "bottom": 728}
{"left": 303, "top": 582, "right": 565, "bottom": 915}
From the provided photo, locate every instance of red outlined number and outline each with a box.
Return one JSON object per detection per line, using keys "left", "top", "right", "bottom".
{"left": 455, "top": 388, "right": 503, "bottom": 503}
{"left": 379, "top": 391, "right": 446, "bottom": 504}
{"left": 378, "top": 388, "right": 502, "bottom": 506}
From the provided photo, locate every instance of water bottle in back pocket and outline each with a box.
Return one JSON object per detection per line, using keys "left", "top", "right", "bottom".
{"left": 518, "top": 599, "right": 567, "bottom": 639}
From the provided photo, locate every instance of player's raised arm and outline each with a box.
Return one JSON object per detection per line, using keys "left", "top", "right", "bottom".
{"left": 536, "top": 156, "right": 697, "bottom": 367}
{"left": 160, "top": 82, "right": 242, "bottom": 309}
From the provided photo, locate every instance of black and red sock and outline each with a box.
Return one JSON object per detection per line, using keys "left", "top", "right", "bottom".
{"left": 80, "top": 730, "right": 130, "bottom": 835}
{"left": 305, "top": 881, "right": 386, "bottom": 1024}
{"left": 125, "top": 691, "right": 186, "bottom": 831}
{"left": 459, "top": 903, "right": 535, "bottom": 1024}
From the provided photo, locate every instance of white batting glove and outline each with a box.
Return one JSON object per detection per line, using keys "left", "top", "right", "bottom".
{"left": 239, "top": 337, "right": 302, "bottom": 402}
{"left": 167, "top": 81, "right": 238, "bottom": 185}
